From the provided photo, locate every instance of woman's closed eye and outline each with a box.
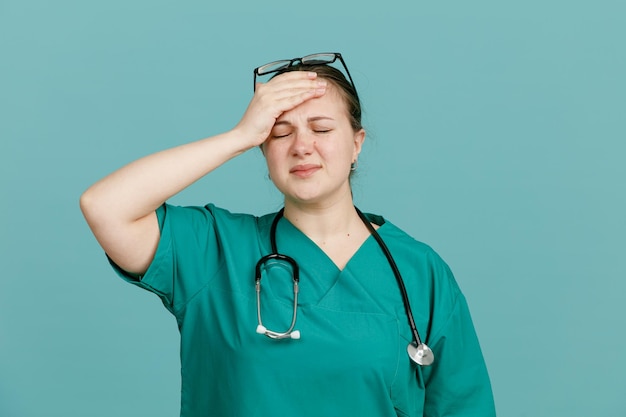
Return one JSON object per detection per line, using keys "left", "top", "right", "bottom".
{"left": 270, "top": 129, "right": 292, "bottom": 139}
{"left": 311, "top": 125, "right": 333, "bottom": 134}
{"left": 270, "top": 128, "right": 331, "bottom": 138}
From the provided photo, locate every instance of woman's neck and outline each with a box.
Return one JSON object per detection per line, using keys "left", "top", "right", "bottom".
{"left": 283, "top": 197, "right": 363, "bottom": 243}
{"left": 282, "top": 196, "right": 377, "bottom": 271}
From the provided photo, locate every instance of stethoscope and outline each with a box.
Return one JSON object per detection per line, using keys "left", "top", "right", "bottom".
{"left": 254, "top": 208, "right": 434, "bottom": 366}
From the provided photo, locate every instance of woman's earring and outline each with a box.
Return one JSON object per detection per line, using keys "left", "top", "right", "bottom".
{"left": 350, "top": 160, "right": 358, "bottom": 171}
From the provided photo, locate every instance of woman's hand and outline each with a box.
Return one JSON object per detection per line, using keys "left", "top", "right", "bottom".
{"left": 233, "top": 71, "right": 327, "bottom": 148}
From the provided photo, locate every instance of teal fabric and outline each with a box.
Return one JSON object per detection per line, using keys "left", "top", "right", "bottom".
{"left": 110, "top": 203, "right": 495, "bottom": 416}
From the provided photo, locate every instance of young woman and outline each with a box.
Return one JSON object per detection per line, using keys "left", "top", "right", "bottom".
{"left": 80, "top": 53, "right": 495, "bottom": 416}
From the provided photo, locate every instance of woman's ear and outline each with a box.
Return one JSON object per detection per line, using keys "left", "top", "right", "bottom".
{"left": 353, "top": 128, "right": 365, "bottom": 159}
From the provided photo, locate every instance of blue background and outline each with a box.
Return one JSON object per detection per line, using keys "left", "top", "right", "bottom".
{"left": 1, "top": 0, "right": 625, "bottom": 416}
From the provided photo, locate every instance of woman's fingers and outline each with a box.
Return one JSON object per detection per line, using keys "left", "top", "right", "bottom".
{"left": 235, "top": 71, "right": 327, "bottom": 146}
{"left": 259, "top": 72, "right": 328, "bottom": 115}
{"left": 257, "top": 72, "right": 326, "bottom": 104}
{"left": 259, "top": 81, "right": 327, "bottom": 113}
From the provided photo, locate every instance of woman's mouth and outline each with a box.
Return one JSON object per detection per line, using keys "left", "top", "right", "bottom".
{"left": 289, "top": 164, "right": 321, "bottom": 178}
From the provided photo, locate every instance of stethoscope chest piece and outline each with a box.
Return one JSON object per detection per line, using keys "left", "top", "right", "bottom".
{"left": 407, "top": 342, "right": 434, "bottom": 366}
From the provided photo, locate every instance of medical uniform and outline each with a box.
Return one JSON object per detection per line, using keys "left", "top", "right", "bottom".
{"left": 110, "top": 203, "right": 495, "bottom": 417}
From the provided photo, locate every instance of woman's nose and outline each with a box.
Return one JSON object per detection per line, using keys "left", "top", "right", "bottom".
{"left": 290, "top": 130, "right": 314, "bottom": 156}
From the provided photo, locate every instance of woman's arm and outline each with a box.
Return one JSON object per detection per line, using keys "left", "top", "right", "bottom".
{"left": 80, "top": 71, "right": 327, "bottom": 275}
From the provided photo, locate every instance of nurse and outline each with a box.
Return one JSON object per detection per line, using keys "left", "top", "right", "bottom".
{"left": 80, "top": 53, "right": 496, "bottom": 416}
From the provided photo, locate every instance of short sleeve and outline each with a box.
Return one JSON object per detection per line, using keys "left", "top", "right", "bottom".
{"left": 108, "top": 203, "right": 223, "bottom": 315}
{"left": 421, "top": 267, "right": 496, "bottom": 417}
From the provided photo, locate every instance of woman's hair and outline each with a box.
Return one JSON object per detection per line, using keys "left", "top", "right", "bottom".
{"left": 275, "top": 64, "right": 362, "bottom": 132}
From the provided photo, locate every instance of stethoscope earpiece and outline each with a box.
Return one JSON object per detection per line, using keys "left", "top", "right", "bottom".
{"left": 255, "top": 209, "right": 302, "bottom": 341}
{"left": 255, "top": 324, "right": 301, "bottom": 340}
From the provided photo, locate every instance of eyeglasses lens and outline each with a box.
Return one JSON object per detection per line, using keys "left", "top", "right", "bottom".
{"left": 256, "top": 60, "right": 291, "bottom": 76}
{"left": 300, "top": 53, "right": 337, "bottom": 66}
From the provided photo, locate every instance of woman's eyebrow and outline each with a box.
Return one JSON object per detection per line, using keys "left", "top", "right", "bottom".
{"left": 308, "top": 116, "right": 334, "bottom": 122}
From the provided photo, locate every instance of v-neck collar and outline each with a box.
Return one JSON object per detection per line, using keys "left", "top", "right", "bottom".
{"left": 260, "top": 212, "right": 387, "bottom": 306}
{"left": 285, "top": 217, "right": 383, "bottom": 271}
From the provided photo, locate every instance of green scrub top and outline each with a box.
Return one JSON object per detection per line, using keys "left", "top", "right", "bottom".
{"left": 110, "top": 203, "right": 495, "bottom": 417}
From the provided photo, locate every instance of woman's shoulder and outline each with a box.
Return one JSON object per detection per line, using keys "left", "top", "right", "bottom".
{"left": 373, "top": 214, "right": 439, "bottom": 259}
{"left": 161, "top": 202, "right": 274, "bottom": 224}
{"left": 154, "top": 203, "right": 277, "bottom": 238}
{"left": 373, "top": 214, "right": 457, "bottom": 278}
{"left": 159, "top": 203, "right": 278, "bottom": 255}
{"left": 374, "top": 214, "right": 462, "bottom": 301}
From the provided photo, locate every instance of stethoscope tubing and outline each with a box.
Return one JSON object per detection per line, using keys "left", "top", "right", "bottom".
{"left": 255, "top": 207, "right": 434, "bottom": 365}
{"left": 354, "top": 207, "right": 425, "bottom": 347}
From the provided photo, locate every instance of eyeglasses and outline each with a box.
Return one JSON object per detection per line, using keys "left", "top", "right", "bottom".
{"left": 253, "top": 52, "right": 358, "bottom": 99}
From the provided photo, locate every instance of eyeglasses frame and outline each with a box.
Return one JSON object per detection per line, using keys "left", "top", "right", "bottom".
{"left": 253, "top": 52, "right": 359, "bottom": 101}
